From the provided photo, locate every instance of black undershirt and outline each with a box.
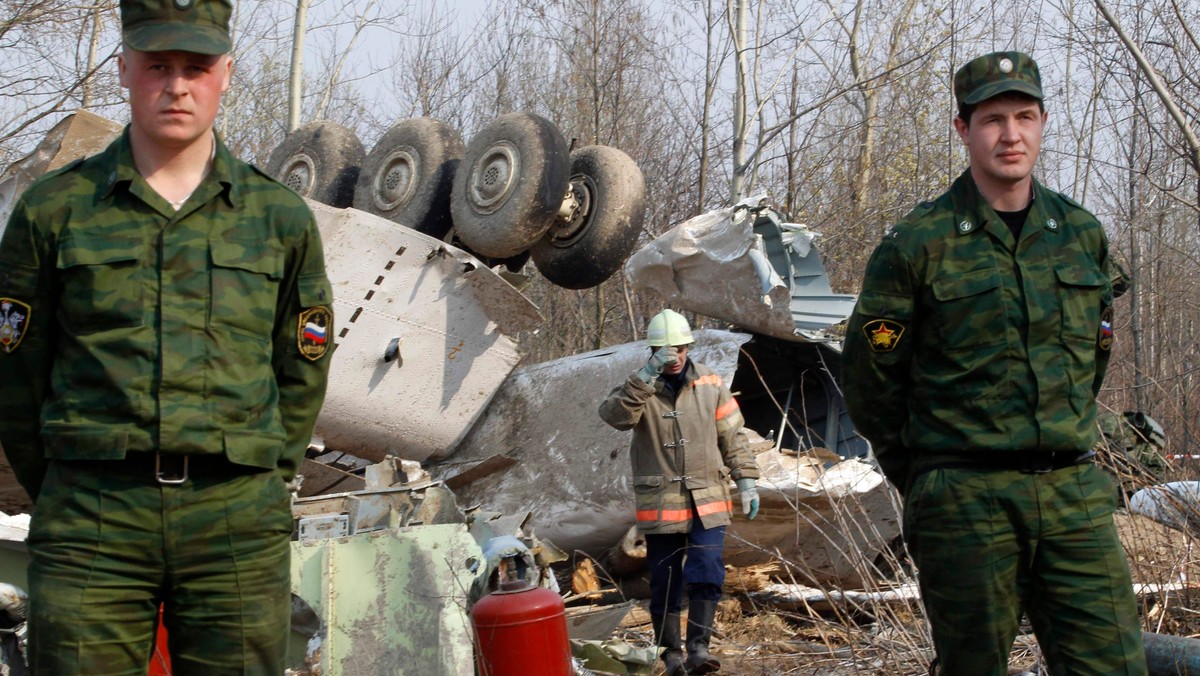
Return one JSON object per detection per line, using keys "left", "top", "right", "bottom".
{"left": 661, "top": 362, "right": 689, "bottom": 400}
{"left": 994, "top": 203, "right": 1032, "bottom": 241}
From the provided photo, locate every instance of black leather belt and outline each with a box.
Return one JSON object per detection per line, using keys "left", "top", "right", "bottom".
{"left": 919, "top": 450, "right": 1095, "bottom": 475}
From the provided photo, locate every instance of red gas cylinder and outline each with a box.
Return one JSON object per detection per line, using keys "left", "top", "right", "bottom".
{"left": 472, "top": 579, "right": 572, "bottom": 676}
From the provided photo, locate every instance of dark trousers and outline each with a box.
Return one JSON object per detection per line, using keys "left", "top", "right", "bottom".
{"left": 645, "top": 520, "right": 726, "bottom": 617}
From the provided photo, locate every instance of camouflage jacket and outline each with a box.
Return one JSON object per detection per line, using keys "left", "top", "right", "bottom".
{"left": 599, "top": 360, "right": 759, "bottom": 534}
{"left": 0, "top": 129, "right": 333, "bottom": 498}
{"left": 841, "top": 170, "right": 1126, "bottom": 489}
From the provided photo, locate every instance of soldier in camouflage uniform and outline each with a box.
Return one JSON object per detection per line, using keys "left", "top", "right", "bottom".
{"left": 600, "top": 310, "right": 760, "bottom": 675}
{"left": 0, "top": 1, "right": 333, "bottom": 673}
{"left": 841, "top": 52, "right": 1146, "bottom": 675}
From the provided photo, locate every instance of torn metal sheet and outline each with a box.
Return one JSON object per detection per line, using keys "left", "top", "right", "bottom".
{"left": 0, "top": 111, "right": 124, "bottom": 232}
{"left": 1129, "top": 481, "right": 1200, "bottom": 535}
{"left": 571, "top": 639, "right": 657, "bottom": 675}
{"left": 0, "top": 515, "right": 28, "bottom": 592}
{"left": 308, "top": 202, "right": 544, "bottom": 463}
{"left": 437, "top": 329, "right": 751, "bottom": 556}
{"left": 749, "top": 582, "right": 920, "bottom": 612}
{"left": 290, "top": 524, "right": 482, "bottom": 675}
{"left": 442, "top": 454, "right": 519, "bottom": 492}
{"left": 725, "top": 455, "right": 899, "bottom": 589}
{"left": 624, "top": 198, "right": 855, "bottom": 342}
{"left": 566, "top": 602, "right": 636, "bottom": 641}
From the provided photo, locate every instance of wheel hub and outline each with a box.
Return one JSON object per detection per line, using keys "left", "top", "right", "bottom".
{"left": 374, "top": 147, "right": 419, "bottom": 212}
{"left": 547, "top": 175, "right": 594, "bottom": 246}
{"left": 282, "top": 154, "right": 316, "bottom": 197}
{"left": 468, "top": 141, "right": 519, "bottom": 214}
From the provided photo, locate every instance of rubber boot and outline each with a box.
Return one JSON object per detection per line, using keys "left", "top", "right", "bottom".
{"left": 651, "top": 612, "right": 685, "bottom": 676}
{"left": 684, "top": 599, "right": 721, "bottom": 673}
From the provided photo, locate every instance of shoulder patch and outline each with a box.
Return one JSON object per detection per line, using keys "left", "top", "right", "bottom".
{"left": 1098, "top": 306, "right": 1114, "bottom": 351}
{"left": 0, "top": 298, "right": 31, "bottom": 353}
{"left": 298, "top": 306, "right": 333, "bottom": 361}
{"left": 862, "top": 319, "right": 905, "bottom": 353}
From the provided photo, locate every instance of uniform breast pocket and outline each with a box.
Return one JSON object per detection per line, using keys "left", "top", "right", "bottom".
{"left": 56, "top": 237, "right": 144, "bottom": 333}
{"left": 210, "top": 239, "right": 283, "bottom": 337}
{"left": 1054, "top": 265, "right": 1108, "bottom": 344}
{"left": 930, "top": 267, "right": 1005, "bottom": 351}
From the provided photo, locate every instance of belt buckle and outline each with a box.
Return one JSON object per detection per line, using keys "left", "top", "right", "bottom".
{"left": 1019, "top": 453, "right": 1053, "bottom": 474}
{"left": 155, "top": 453, "right": 189, "bottom": 485}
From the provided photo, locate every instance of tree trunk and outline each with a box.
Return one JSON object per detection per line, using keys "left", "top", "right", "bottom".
{"left": 288, "top": 0, "right": 310, "bottom": 133}
{"left": 730, "top": 0, "right": 748, "bottom": 203}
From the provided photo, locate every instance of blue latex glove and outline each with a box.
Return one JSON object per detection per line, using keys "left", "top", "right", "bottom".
{"left": 635, "top": 346, "right": 678, "bottom": 384}
{"left": 736, "top": 478, "right": 759, "bottom": 520}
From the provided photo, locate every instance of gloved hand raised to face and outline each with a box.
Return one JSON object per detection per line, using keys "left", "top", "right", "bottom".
{"left": 635, "top": 346, "right": 679, "bottom": 384}
{"left": 736, "top": 478, "right": 759, "bottom": 520}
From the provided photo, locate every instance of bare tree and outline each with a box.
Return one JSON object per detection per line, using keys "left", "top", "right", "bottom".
{"left": 0, "top": 1, "right": 122, "bottom": 165}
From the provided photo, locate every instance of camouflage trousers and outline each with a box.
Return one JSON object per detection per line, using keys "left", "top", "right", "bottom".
{"left": 26, "top": 458, "right": 293, "bottom": 676}
{"left": 904, "top": 462, "right": 1146, "bottom": 676}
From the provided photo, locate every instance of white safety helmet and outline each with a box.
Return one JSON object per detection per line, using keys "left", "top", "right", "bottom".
{"left": 646, "top": 309, "right": 694, "bottom": 347}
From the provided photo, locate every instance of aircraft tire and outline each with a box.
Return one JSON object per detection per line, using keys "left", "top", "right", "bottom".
{"left": 266, "top": 120, "right": 364, "bottom": 208}
{"left": 531, "top": 145, "right": 646, "bottom": 290}
{"left": 451, "top": 112, "right": 569, "bottom": 259}
{"left": 353, "top": 118, "right": 464, "bottom": 237}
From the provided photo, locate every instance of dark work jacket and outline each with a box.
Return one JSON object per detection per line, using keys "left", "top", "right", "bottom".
{"left": 599, "top": 360, "right": 759, "bottom": 534}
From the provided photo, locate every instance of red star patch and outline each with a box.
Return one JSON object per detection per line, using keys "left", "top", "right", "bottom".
{"left": 862, "top": 319, "right": 905, "bottom": 353}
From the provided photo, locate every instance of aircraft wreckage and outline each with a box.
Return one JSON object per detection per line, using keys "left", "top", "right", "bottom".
{"left": 0, "top": 110, "right": 897, "bottom": 674}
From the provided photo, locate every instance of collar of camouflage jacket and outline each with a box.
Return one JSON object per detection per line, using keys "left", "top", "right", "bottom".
{"left": 101, "top": 126, "right": 238, "bottom": 209}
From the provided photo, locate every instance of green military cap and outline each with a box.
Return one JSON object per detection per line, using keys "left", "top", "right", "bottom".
{"left": 121, "top": 0, "right": 232, "bottom": 55}
{"left": 954, "top": 51, "right": 1043, "bottom": 107}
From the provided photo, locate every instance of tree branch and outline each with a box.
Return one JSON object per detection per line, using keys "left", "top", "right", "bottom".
{"left": 1093, "top": 0, "right": 1200, "bottom": 173}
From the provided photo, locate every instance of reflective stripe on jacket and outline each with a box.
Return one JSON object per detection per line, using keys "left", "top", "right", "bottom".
{"left": 599, "top": 360, "right": 759, "bottom": 534}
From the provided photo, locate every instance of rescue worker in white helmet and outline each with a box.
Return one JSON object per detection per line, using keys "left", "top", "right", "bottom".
{"left": 599, "top": 309, "right": 761, "bottom": 675}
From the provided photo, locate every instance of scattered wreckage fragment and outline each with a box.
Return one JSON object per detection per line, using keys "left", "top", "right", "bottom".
{"left": 0, "top": 111, "right": 124, "bottom": 233}
{"left": 1, "top": 113, "right": 887, "bottom": 590}
{"left": 433, "top": 329, "right": 750, "bottom": 557}
{"left": 1129, "top": 482, "right": 1200, "bottom": 536}
{"left": 433, "top": 197, "right": 903, "bottom": 590}
{"left": 624, "top": 194, "right": 857, "bottom": 342}
{"left": 307, "top": 200, "right": 543, "bottom": 463}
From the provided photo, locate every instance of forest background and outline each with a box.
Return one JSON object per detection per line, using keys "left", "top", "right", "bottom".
{"left": 1, "top": 0, "right": 1197, "bottom": 457}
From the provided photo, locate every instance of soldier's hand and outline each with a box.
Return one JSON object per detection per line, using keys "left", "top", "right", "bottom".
{"left": 736, "top": 478, "right": 759, "bottom": 520}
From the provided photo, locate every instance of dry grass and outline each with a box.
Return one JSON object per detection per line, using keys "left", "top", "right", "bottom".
{"left": 581, "top": 447, "right": 1200, "bottom": 676}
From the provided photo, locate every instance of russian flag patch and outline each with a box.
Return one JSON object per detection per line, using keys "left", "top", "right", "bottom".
{"left": 298, "top": 306, "right": 333, "bottom": 361}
